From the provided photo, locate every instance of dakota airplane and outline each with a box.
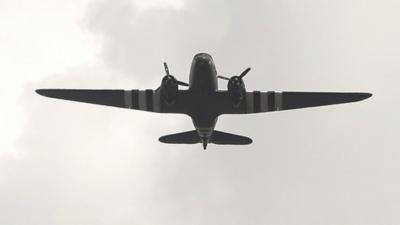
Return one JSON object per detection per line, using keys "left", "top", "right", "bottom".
{"left": 36, "top": 53, "right": 372, "bottom": 149}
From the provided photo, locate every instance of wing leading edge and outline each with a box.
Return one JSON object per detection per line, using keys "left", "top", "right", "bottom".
{"left": 244, "top": 91, "right": 372, "bottom": 113}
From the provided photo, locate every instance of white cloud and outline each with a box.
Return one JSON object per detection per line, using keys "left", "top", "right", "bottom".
{"left": 132, "top": 0, "right": 185, "bottom": 11}
{"left": 0, "top": 0, "right": 100, "bottom": 157}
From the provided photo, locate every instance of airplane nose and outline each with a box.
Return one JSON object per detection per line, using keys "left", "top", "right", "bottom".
{"left": 194, "top": 53, "right": 213, "bottom": 62}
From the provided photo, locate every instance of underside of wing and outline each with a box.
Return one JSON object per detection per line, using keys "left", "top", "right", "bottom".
{"left": 36, "top": 89, "right": 161, "bottom": 112}
{"left": 244, "top": 91, "right": 372, "bottom": 113}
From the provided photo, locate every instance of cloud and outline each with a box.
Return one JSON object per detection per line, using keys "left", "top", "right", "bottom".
{"left": 83, "top": 0, "right": 231, "bottom": 85}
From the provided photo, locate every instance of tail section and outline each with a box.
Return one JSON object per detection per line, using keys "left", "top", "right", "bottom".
{"left": 159, "top": 131, "right": 199, "bottom": 144}
{"left": 210, "top": 130, "right": 252, "bottom": 145}
{"left": 159, "top": 130, "right": 252, "bottom": 148}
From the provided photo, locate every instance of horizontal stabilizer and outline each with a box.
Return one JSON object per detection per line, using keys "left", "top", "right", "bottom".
{"left": 210, "top": 130, "right": 252, "bottom": 145}
{"left": 159, "top": 130, "right": 252, "bottom": 146}
{"left": 159, "top": 131, "right": 200, "bottom": 144}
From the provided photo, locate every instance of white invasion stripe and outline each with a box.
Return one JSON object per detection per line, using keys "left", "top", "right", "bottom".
{"left": 124, "top": 90, "right": 133, "bottom": 109}
{"left": 153, "top": 91, "right": 160, "bottom": 112}
{"left": 275, "top": 92, "right": 283, "bottom": 111}
{"left": 246, "top": 92, "right": 254, "bottom": 113}
{"left": 260, "top": 92, "right": 268, "bottom": 112}
{"left": 139, "top": 91, "right": 147, "bottom": 110}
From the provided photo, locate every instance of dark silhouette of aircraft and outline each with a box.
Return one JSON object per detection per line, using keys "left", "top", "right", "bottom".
{"left": 36, "top": 53, "right": 372, "bottom": 149}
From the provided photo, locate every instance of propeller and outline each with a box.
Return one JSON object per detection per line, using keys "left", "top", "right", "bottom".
{"left": 156, "top": 62, "right": 188, "bottom": 91}
{"left": 239, "top": 67, "right": 251, "bottom": 78}
{"left": 217, "top": 67, "right": 251, "bottom": 81}
{"left": 163, "top": 62, "right": 189, "bottom": 87}
{"left": 217, "top": 75, "right": 230, "bottom": 80}
{"left": 217, "top": 67, "right": 250, "bottom": 106}
{"left": 163, "top": 62, "right": 170, "bottom": 75}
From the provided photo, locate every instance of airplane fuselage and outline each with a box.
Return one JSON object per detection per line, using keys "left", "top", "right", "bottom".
{"left": 188, "top": 53, "right": 219, "bottom": 148}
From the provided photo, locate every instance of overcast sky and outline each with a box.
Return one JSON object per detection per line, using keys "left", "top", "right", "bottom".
{"left": 1, "top": 0, "right": 399, "bottom": 224}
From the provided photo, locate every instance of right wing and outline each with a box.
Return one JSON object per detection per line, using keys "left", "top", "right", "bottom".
{"left": 243, "top": 91, "right": 372, "bottom": 114}
{"left": 215, "top": 91, "right": 372, "bottom": 115}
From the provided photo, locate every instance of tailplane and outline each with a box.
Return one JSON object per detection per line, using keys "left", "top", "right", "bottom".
{"left": 159, "top": 130, "right": 252, "bottom": 147}
{"left": 159, "top": 131, "right": 199, "bottom": 144}
{"left": 210, "top": 130, "right": 252, "bottom": 145}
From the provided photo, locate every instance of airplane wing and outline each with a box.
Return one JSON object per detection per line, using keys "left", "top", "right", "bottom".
{"left": 36, "top": 89, "right": 371, "bottom": 115}
{"left": 36, "top": 89, "right": 163, "bottom": 113}
{"left": 241, "top": 91, "right": 372, "bottom": 114}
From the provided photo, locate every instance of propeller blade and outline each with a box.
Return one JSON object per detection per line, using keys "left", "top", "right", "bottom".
{"left": 162, "top": 62, "right": 188, "bottom": 87}
{"left": 175, "top": 80, "right": 189, "bottom": 86}
{"left": 217, "top": 75, "right": 230, "bottom": 81}
{"left": 163, "top": 62, "right": 170, "bottom": 76}
{"left": 239, "top": 67, "right": 251, "bottom": 78}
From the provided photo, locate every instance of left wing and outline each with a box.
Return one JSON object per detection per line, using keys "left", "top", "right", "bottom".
{"left": 220, "top": 91, "right": 372, "bottom": 114}
{"left": 36, "top": 89, "right": 162, "bottom": 113}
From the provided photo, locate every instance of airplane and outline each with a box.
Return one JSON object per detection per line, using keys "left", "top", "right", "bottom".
{"left": 36, "top": 53, "right": 372, "bottom": 150}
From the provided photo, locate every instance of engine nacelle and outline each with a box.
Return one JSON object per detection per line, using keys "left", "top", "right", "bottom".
{"left": 227, "top": 76, "right": 246, "bottom": 107}
{"left": 160, "top": 75, "right": 178, "bottom": 105}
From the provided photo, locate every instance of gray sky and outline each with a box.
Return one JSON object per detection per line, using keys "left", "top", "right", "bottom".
{"left": 1, "top": 0, "right": 399, "bottom": 224}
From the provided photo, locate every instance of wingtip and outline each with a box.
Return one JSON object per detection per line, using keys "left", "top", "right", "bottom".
{"left": 359, "top": 92, "right": 373, "bottom": 101}
{"left": 35, "top": 89, "right": 45, "bottom": 96}
{"left": 36, "top": 89, "right": 55, "bottom": 97}
{"left": 348, "top": 92, "right": 373, "bottom": 102}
